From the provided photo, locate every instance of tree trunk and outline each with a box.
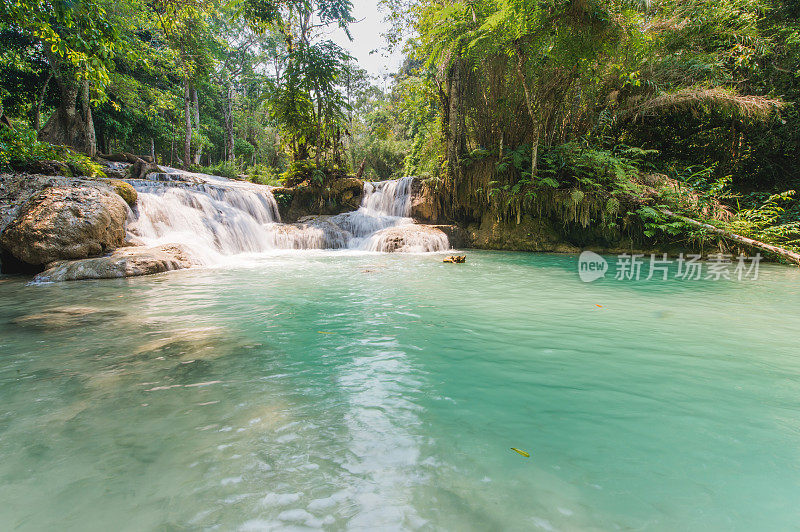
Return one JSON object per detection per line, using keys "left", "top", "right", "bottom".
{"left": 150, "top": 137, "right": 155, "bottom": 162}
{"left": 315, "top": 88, "right": 323, "bottom": 169}
{"left": 223, "top": 83, "right": 235, "bottom": 163}
{"left": 38, "top": 52, "right": 86, "bottom": 150}
{"left": 34, "top": 71, "right": 52, "bottom": 133}
{"left": 183, "top": 81, "right": 192, "bottom": 168}
{"left": 192, "top": 86, "right": 202, "bottom": 165}
{"left": 514, "top": 48, "right": 539, "bottom": 176}
{"left": 445, "top": 60, "right": 465, "bottom": 181}
{"left": 81, "top": 75, "right": 96, "bottom": 157}
{"left": 660, "top": 209, "right": 800, "bottom": 265}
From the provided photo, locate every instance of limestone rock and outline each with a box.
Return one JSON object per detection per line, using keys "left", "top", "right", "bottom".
{"left": 34, "top": 244, "right": 194, "bottom": 282}
{"left": 277, "top": 177, "right": 365, "bottom": 222}
{"left": 0, "top": 185, "right": 128, "bottom": 266}
{"left": 105, "top": 179, "right": 138, "bottom": 206}
{"left": 409, "top": 177, "right": 440, "bottom": 223}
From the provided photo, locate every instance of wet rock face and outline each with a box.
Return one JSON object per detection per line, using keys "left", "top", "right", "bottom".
{"left": 468, "top": 213, "right": 581, "bottom": 252}
{"left": 0, "top": 185, "right": 128, "bottom": 267}
{"left": 34, "top": 244, "right": 194, "bottom": 282}
{"left": 409, "top": 177, "right": 440, "bottom": 224}
{"left": 275, "top": 177, "right": 365, "bottom": 222}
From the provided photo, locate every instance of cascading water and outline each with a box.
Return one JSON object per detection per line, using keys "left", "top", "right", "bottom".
{"left": 330, "top": 176, "right": 449, "bottom": 252}
{"left": 127, "top": 170, "right": 282, "bottom": 264}
{"left": 125, "top": 169, "right": 449, "bottom": 264}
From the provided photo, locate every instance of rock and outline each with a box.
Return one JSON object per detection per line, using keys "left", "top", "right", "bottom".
{"left": 277, "top": 177, "right": 364, "bottom": 222}
{"left": 105, "top": 179, "right": 137, "bottom": 206}
{"left": 364, "top": 224, "right": 451, "bottom": 252}
{"left": 12, "top": 306, "right": 126, "bottom": 330}
{"left": 409, "top": 177, "right": 440, "bottom": 223}
{"left": 34, "top": 244, "right": 194, "bottom": 282}
{"left": 131, "top": 159, "right": 160, "bottom": 180}
{"left": 13, "top": 159, "right": 71, "bottom": 176}
{"left": 429, "top": 225, "right": 471, "bottom": 248}
{"left": 0, "top": 185, "right": 128, "bottom": 267}
{"left": 469, "top": 213, "right": 568, "bottom": 252}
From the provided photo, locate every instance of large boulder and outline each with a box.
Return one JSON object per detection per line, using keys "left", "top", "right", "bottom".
{"left": 34, "top": 244, "right": 194, "bottom": 282}
{"left": 0, "top": 185, "right": 128, "bottom": 267}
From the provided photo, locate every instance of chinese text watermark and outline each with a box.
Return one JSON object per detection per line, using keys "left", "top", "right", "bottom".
{"left": 578, "top": 251, "right": 761, "bottom": 283}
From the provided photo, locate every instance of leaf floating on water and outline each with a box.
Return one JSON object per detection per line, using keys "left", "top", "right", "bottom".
{"left": 510, "top": 447, "right": 530, "bottom": 458}
{"left": 595, "top": 304, "right": 603, "bottom": 308}
{"left": 317, "top": 331, "right": 335, "bottom": 334}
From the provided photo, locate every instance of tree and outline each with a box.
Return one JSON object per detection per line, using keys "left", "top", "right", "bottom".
{"left": 1, "top": 0, "right": 118, "bottom": 155}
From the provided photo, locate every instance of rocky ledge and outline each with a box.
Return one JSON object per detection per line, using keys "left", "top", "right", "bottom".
{"left": 35, "top": 244, "right": 194, "bottom": 282}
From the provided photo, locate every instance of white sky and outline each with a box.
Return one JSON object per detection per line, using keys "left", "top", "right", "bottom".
{"left": 327, "top": 0, "right": 405, "bottom": 86}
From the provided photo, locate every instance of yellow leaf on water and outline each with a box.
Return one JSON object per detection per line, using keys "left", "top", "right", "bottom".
{"left": 510, "top": 447, "right": 530, "bottom": 457}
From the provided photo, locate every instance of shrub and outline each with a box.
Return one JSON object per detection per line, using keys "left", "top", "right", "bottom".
{"left": 197, "top": 160, "right": 239, "bottom": 179}
{"left": 282, "top": 159, "right": 319, "bottom": 187}
{"left": 245, "top": 164, "right": 283, "bottom": 186}
{"left": 0, "top": 124, "right": 106, "bottom": 177}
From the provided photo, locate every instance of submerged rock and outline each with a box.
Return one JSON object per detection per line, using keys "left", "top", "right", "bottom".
{"left": 364, "top": 224, "right": 450, "bottom": 252}
{"left": 0, "top": 185, "right": 128, "bottom": 267}
{"left": 12, "top": 306, "right": 126, "bottom": 330}
{"left": 34, "top": 244, "right": 194, "bottom": 282}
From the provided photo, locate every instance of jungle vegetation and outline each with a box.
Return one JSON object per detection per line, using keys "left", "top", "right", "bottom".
{"left": 1, "top": 0, "right": 799, "bottom": 252}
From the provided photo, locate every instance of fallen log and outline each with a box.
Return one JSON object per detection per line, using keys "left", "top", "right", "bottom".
{"left": 660, "top": 209, "right": 800, "bottom": 265}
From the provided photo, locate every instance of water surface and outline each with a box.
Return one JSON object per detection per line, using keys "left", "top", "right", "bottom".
{"left": 1, "top": 251, "right": 799, "bottom": 530}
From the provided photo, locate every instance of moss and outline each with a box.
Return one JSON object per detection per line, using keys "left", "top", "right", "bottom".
{"left": 106, "top": 179, "right": 138, "bottom": 206}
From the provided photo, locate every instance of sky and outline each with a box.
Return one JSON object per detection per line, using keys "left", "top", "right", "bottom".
{"left": 328, "top": 0, "right": 406, "bottom": 85}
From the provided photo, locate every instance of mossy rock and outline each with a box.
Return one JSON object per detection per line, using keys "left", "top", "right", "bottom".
{"left": 106, "top": 179, "right": 138, "bottom": 206}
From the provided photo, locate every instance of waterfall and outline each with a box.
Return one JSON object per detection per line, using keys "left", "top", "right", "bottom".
{"left": 127, "top": 177, "right": 281, "bottom": 264}
{"left": 361, "top": 176, "right": 413, "bottom": 217}
{"left": 125, "top": 170, "right": 448, "bottom": 263}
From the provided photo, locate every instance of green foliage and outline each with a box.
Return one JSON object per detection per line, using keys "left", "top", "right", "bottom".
{"left": 245, "top": 164, "right": 283, "bottom": 186}
{"left": 634, "top": 205, "right": 690, "bottom": 239}
{"left": 0, "top": 124, "right": 105, "bottom": 177}
{"left": 357, "top": 138, "right": 409, "bottom": 180}
{"left": 194, "top": 160, "right": 239, "bottom": 179}
{"left": 283, "top": 159, "right": 319, "bottom": 187}
{"left": 726, "top": 191, "right": 800, "bottom": 251}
